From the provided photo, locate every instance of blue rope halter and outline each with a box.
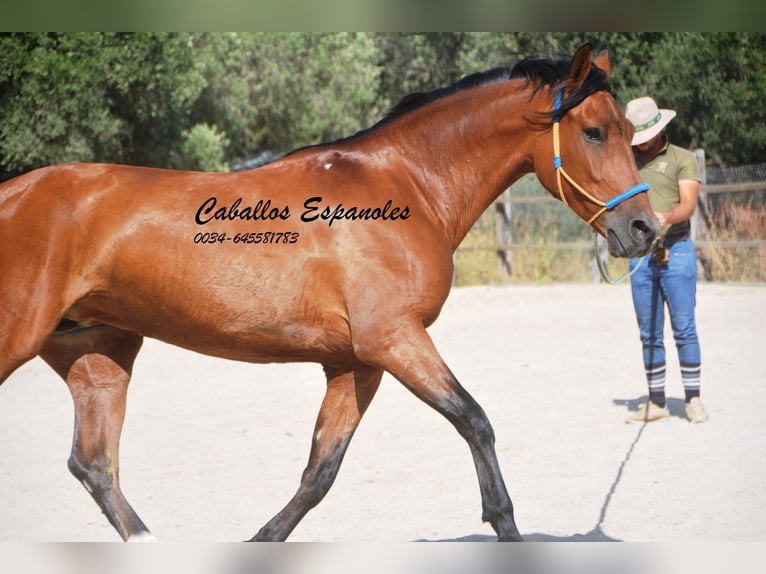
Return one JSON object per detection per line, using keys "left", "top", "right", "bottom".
{"left": 551, "top": 88, "right": 649, "bottom": 225}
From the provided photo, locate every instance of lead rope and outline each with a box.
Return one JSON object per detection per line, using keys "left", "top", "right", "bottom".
{"left": 593, "top": 226, "right": 670, "bottom": 285}
{"left": 593, "top": 232, "right": 642, "bottom": 284}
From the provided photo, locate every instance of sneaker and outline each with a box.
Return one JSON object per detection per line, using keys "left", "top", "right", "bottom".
{"left": 685, "top": 397, "right": 709, "bottom": 423}
{"left": 625, "top": 401, "right": 670, "bottom": 424}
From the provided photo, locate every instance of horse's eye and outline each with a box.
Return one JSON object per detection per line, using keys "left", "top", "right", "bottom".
{"left": 585, "top": 127, "right": 603, "bottom": 142}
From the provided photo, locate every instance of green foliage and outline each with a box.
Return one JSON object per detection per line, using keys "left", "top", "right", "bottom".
{"left": 173, "top": 123, "right": 229, "bottom": 172}
{"left": 1, "top": 32, "right": 764, "bottom": 182}
{"left": 593, "top": 32, "right": 766, "bottom": 167}
{"left": 241, "top": 32, "right": 384, "bottom": 153}
{"left": 0, "top": 33, "right": 126, "bottom": 172}
{"left": 374, "top": 33, "right": 472, "bottom": 103}
{"left": 0, "top": 32, "right": 207, "bottom": 176}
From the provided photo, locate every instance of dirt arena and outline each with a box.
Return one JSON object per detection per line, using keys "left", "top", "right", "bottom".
{"left": 1, "top": 282, "right": 764, "bottom": 544}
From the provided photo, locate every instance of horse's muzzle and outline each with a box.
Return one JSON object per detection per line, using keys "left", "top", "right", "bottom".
{"left": 606, "top": 215, "right": 657, "bottom": 258}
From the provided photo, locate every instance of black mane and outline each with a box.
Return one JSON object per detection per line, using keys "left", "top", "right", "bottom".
{"left": 511, "top": 55, "right": 612, "bottom": 118}
{"left": 376, "top": 54, "right": 611, "bottom": 128}
{"left": 286, "top": 51, "right": 611, "bottom": 157}
{"left": 375, "top": 67, "right": 513, "bottom": 127}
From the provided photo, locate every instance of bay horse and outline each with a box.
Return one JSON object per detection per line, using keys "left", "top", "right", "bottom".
{"left": 0, "top": 44, "right": 657, "bottom": 541}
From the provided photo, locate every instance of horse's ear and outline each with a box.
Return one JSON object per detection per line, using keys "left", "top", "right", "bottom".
{"left": 593, "top": 50, "right": 611, "bottom": 81}
{"left": 565, "top": 43, "right": 593, "bottom": 97}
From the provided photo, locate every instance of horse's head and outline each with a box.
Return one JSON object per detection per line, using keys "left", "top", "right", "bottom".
{"left": 533, "top": 44, "right": 659, "bottom": 258}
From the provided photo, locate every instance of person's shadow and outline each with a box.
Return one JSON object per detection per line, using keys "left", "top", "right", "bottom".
{"left": 614, "top": 394, "right": 688, "bottom": 420}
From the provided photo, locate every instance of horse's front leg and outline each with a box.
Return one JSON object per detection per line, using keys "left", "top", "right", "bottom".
{"left": 40, "top": 325, "right": 153, "bottom": 541}
{"left": 355, "top": 321, "right": 523, "bottom": 541}
{"left": 251, "top": 362, "right": 383, "bottom": 541}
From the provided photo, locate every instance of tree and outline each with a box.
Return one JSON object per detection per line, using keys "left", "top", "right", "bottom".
{"left": 2, "top": 33, "right": 763, "bottom": 182}
{"left": 207, "top": 33, "right": 386, "bottom": 157}
{"left": 0, "top": 33, "right": 206, "bottom": 179}
{"left": 550, "top": 32, "right": 766, "bottom": 166}
{"left": 649, "top": 32, "right": 766, "bottom": 167}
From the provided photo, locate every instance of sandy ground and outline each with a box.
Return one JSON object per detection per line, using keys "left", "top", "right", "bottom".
{"left": 1, "top": 282, "right": 765, "bottom": 544}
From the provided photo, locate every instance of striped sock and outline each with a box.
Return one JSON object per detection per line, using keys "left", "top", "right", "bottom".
{"left": 646, "top": 363, "right": 666, "bottom": 408}
{"left": 681, "top": 363, "right": 701, "bottom": 402}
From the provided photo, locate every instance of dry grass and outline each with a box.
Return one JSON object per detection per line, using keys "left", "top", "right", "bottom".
{"left": 455, "top": 199, "right": 766, "bottom": 286}
{"left": 454, "top": 208, "right": 599, "bottom": 285}
{"left": 699, "top": 235, "right": 766, "bottom": 283}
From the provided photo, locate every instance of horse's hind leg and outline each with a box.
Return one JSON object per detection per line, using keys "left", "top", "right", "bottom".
{"left": 251, "top": 363, "right": 383, "bottom": 541}
{"left": 39, "top": 325, "right": 153, "bottom": 541}
{"left": 354, "top": 322, "right": 523, "bottom": 541}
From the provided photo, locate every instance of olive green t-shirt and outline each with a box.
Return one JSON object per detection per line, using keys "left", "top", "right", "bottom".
{"left": 635, "top": 141, "right": 700, "bottom": 237}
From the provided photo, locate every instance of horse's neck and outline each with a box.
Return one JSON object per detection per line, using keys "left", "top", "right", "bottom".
{"left": 377, "top": 85, "right": 544, "bottom": 250}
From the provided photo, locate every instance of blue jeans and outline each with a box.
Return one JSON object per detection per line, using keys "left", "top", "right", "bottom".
{"left": 629, "top": 237, "right": 701, "bottom": 381}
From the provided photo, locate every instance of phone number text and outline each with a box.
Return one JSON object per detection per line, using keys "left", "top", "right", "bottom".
{"left": 193, "top": 231, "right": 299, "bottom": 245}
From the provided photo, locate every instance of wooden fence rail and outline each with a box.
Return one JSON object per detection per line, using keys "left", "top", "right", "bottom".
{"left": 460, "top": 174, "right": 766, "bottom": 283}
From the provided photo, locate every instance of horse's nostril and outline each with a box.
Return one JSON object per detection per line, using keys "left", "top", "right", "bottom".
{"left": 630, "top": 217, "right": 655, "bottom": 244}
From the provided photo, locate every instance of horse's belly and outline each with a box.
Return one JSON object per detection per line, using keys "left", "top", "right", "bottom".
{"left": 66, "top": 270, "right": 355, "bottom": 366}
{"left": 175, "top": 315, "right": 355, "bottom": 365}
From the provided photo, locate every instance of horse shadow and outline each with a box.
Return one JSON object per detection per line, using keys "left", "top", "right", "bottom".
{"left": 418, "top": 526, "right": 621, "bottom": 542}
{"left": 420, "top": 394, "right": 682, "bottom": 543}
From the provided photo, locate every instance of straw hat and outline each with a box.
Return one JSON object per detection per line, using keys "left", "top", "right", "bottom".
{"left": 625, "top": 96, "right": 676, "bottom": 146}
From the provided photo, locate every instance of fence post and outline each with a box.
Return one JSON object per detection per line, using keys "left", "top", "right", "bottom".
{"left": 692, "top": 148, "right": 714, "bottom": 280}
{"left": 692, "top": 149, "right": 709, "bottom": 241}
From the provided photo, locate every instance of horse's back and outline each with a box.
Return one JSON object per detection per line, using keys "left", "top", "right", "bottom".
{"left": 2, "top": 163, "right": 165, "bottom": 223}
{"left": 0, "top": 163, "right": 358, "bottom": 363}
{"left": 0, "top": 158, "right": 451, "bottom": 366}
